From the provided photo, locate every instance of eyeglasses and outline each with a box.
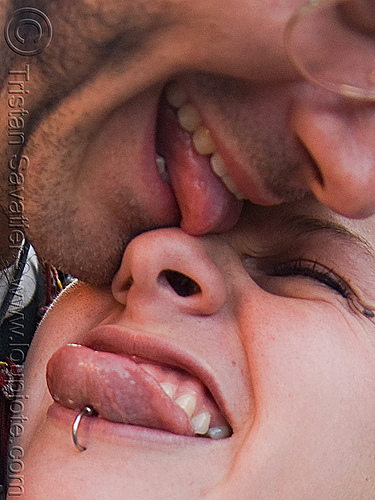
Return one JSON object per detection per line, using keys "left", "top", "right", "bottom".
{"left": 284, "top": 0, "right": 375, "bottom": 101}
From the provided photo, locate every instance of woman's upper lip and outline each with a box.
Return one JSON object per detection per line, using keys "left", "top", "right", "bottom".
{"left": 84, "top": 324, "right": 234, "bottom": 429}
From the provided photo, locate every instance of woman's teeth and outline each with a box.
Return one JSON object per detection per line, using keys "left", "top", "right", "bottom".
{"left": 161, "top": 384, "right": 232, "bottom": 440}
{"left": 175, "top": 393, "right": 197, "bottom": 417}
{"left": 191, "top": 411, "right": 211, "bottom": 435}
{"left": 163, "top": 81, "right": 245, "bottom": 201}
{"left": 207, "top": 426, "right": 232, "bottom": 440}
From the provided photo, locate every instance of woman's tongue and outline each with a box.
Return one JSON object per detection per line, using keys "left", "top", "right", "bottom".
{"left": 46, "top": 344, "right": 227, "bottom": 437}
{"left": 47, "top": 345, "right": 193, "bottom": 435}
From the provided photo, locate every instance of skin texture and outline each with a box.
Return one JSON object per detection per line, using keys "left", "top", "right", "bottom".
{"left": 0, "top": 0, "right": 374, "bottom": 283}
{"left": 13, "top": 198, "right": 375, "bottom": 499}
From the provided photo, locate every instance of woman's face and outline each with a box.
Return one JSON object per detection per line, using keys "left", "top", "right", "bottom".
{"left": 13, "top": 198, "right": 375, "bottom": 499}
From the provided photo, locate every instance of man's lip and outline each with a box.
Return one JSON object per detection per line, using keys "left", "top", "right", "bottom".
{"left": 175, "top": 79, "right": 283, "bottom": 206}
{"left": 84, "top": 324, "right": 233, "bottom": 430}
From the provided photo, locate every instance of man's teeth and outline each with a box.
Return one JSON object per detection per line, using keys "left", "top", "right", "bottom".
{"left": 177, "top": 103, "right": 201, "bottom": 132}
{"left": 211, "top": 153, "right": 243, "bottom": 196}
{"left": 165, "top": 81, "right": 188, "bottom": 108}
{"left": 192, "top": 127, "right": 217, "bottom": 156}
{"left": 162, "top": 388, "right": 231, "bottom": 440}
{"left": 156, "top": 154, "right": 170, "bottom": 183}
{"left": 165, "top": 82, "right": 245, "bottom": 201}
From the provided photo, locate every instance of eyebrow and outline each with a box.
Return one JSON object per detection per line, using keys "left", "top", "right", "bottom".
{"left": 282, "top": 214, "right": 375, "bottom": 258}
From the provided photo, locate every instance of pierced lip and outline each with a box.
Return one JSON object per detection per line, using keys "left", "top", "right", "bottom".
{"left": 48, "top": 403, "right": 219, "bottom": 446}
{"left": 84, "top": 324, "right": 234, "bottom": 431}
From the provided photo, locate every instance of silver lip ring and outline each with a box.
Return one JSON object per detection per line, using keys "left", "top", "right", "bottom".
{"left": 72, "top": 406, "right": 95, "bottom": 452}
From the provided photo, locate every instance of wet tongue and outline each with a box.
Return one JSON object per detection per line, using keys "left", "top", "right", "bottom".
{"left": 157, "top": 99, "right": 242, "bottom": 235}
{"left": 47, "top": 344, "right": 194, "bottom": 436}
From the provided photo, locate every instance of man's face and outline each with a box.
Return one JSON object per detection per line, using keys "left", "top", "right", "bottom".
{"left": 0, "top": 0, "right": 374, "bottom": 284}
{"left": 14, "top": 199, "right": 375, "bottom": 499}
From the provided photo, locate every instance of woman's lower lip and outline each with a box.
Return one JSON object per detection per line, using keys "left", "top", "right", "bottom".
{"left": 48, "top": 403, "right": 216, "bottom": 448}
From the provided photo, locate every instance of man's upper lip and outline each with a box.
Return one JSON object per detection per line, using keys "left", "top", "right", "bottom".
{"left": 174, "top": 79, "right": 283, "bottom": 206}
{"left": 85, "top": 324, "right": 233, "bottom": 428}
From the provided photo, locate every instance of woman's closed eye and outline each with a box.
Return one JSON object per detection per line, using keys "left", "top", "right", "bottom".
{"left": 267, "top": 258, "right": 375, "bottom": 319}
{"left": 270, "top": 259, "right": 352, "bottom": 299}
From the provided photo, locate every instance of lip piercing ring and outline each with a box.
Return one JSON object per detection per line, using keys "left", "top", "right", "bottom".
{"left": 72, "top": 406, "right": 96, "bottom": 452}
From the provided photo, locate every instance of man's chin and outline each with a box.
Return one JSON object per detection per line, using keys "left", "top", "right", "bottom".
{"left": 26, "top": 221, "right": 128, "bottom": 286}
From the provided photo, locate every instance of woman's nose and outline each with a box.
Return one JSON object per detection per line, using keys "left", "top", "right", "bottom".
{"left": 112, "top": 228, "right": 227, "bottom": 316}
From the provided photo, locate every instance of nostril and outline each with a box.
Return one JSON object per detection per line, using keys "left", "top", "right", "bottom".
{"left": 296, "top": 136, "right": 324, "bottom": 186}
{"left": 158, "top": 270, "right": 202, "bottom": 297}
{"left": 124, "top": 277, "right": 134, "bottom": 289}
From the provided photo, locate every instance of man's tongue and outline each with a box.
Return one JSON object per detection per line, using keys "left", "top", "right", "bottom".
{"left": 157, "top": 98, "right": 242, "bottom": 235}
{"left": 47, "top": 344, "right": 226, "bottom": 437}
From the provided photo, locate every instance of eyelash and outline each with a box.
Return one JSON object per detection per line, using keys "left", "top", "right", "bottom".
{"left": 270, "top": 259, "right": 375, "bottom": 319}
{"left": 269, "top": 258, "right": 374, "bottom": 319}
{"left": 271, "top": 258, "right": 353, "bottom": 299}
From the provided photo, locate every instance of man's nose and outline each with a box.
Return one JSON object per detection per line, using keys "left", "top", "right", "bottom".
{"left": 293, "top": 100, "right": 375, "bottom": 218}
{"left": 112, "top": 228, "right": 226, "bottom": 316}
